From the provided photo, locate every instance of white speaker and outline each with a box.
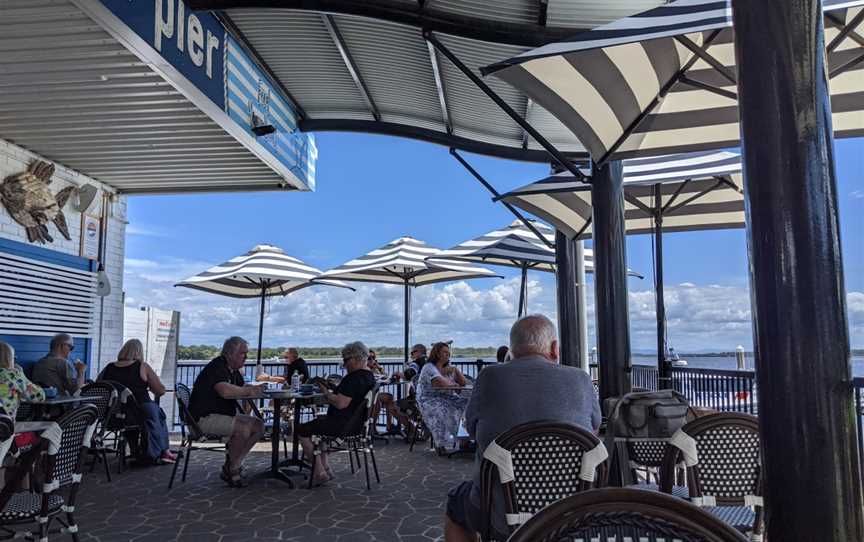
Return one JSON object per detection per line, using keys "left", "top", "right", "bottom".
{"left": 95, "top": 263, "right": 111, "bottom": 297}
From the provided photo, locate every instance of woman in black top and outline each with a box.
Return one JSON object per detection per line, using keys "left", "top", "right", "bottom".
{"left": 99, "top": 339, "right": 176, "bottom": 464}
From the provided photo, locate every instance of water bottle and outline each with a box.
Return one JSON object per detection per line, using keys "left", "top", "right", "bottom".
{"left": 291, "top": 373, "right": 300, "bottom": 393}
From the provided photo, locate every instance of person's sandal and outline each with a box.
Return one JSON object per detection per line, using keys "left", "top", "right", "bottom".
{"left": 220, "top": 464, "right": 247, "bottom": 488}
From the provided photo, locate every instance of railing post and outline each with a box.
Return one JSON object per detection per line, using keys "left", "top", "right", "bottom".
{"left": 733, "top": 0, "right": 864, "bottom": 538}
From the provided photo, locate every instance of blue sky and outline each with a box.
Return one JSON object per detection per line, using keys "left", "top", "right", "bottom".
{"left": 123, "top": 134, "right": 864, "bottom": 352}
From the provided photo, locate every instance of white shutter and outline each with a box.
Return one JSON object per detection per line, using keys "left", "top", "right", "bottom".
{"left": 0, "top": 251, "right": 96, "bottom": 337}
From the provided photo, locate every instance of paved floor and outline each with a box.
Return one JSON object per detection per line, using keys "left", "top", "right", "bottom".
{"left": 72, "top": 438, "right": 474, "bottom": 542}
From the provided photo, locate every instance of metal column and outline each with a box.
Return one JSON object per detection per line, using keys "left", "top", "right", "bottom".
{"left": 732, "top": 0, "right": 864, "bottom": 538}
{"left": 555, "top": 230, "right": 581, "bottom": 367}
{"left": 517, "top": 263, "right": 529, "bottom": 317}
{"left": 653, "top": 184, "right": 671, "bottom": 388}
{"left": 591, "top": 161, "right": 631, "bottom": 406}
{"left": 575, "top": 239, "right": 589, "bottom": 372}
{"left": 404, "top": 281, "right": 411, "bottom": 364}
{"left": 255, "top": 283, "right": 266, "bottom": 368}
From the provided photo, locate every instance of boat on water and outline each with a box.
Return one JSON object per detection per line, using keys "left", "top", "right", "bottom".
{"left": 667, "top": 347, "right": 688, "bottom": 367}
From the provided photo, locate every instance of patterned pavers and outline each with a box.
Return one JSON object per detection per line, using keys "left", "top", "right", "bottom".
{"left": 72, "top": 439, "right": 474, "bottom": 542}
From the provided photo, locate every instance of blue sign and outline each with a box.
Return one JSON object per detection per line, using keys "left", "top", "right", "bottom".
{"left": 99, "top": 0, "right": 225, "bottom": 109}
{"left": 225, "top": 36, "right": 317, "bottom": 190}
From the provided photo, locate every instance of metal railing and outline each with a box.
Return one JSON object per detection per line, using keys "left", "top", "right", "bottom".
{"left": 855, "top": 377, "right": 864, "bottom": 480}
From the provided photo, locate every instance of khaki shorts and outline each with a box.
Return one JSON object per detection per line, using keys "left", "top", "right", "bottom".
{"left": 197, "top": 414, "right": 237, "bottom": 437}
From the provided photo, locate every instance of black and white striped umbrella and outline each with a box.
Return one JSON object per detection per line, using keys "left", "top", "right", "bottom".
{"left": 499, "top": 151, "right": 743, "bottom": 239}
{"left": 320, "top": 237, "right": 500, "bottom": 362}
{"left": 500, "top": 150, "right": 743, "bottom": 375}
{"left": 483, "top": 1, "right": 864, "bottom": 162}
{"left": 176, "top": 244, "right": 352, "bottom": 365}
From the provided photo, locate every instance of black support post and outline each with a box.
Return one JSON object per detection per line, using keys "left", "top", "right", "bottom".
{"left": 256, "top": 284, "right": 266, "bottom": 367}
{"left": 591, "top": 161, "right": 631, "bottom": 406}
{"left": 555, "top": 231, "right": 581, "bottom": 367}
{"left": 732, "top": 0, "right": 864, "bottom": 539}
{"left": 654, "top": 184, "right": 670, "bottom": 388}
{"left": 517, "top": 263, "right": 528, "bottom": 317}
{"left": 404, "top": 281, "right": 410, "bottom": 365}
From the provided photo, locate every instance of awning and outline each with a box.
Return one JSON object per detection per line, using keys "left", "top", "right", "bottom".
{"left": 483, "top": 1, "right": 864, "bottom": 161}
{"left": 499, "top": 150, "right": 744, "bottom": 239}
{"left": 0, "top": 0, "right": 317, "bottom": 194}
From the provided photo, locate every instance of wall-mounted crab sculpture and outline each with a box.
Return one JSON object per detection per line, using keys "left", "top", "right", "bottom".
{"left": 0, "top": 161, "right": 74, "bottom": 245}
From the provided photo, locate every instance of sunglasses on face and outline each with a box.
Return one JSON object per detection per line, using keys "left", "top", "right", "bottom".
{"left": 65, "top": 344, "right": 75, "bottom": 351}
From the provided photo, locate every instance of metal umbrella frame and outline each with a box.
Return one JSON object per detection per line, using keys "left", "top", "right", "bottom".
{"left": 319, "top": 237, "right": 501, "bottom": 363}
{"left": 499, "top": 151, "right": 744, "bottom": 385}
{"left": 482, "top": 0, "right": 864, "bottom": 165}
{"left": 176, "top": 244, "right": 353, "bottom": 367}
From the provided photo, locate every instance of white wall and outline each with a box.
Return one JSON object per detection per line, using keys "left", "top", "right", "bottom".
{"left": 0, "top": 139, "right": 127, "bottom": 378}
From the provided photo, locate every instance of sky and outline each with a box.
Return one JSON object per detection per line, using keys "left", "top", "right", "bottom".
{"left": 123, "top": 134, "right": 864, "bottom": 353}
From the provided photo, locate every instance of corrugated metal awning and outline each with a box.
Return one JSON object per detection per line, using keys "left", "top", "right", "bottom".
{"left": 0, "top": 0, "right": 310, "bottom": 194}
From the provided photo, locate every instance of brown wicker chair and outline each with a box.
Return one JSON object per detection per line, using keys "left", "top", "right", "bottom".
{"left": 479, "top": 421, "right": 609, "bottom": 541}
{"left": 506, "top": 487, "right": 749, "bottom": 542}
{"left": 660, "top": 412, "right": 763, "bottom": 541}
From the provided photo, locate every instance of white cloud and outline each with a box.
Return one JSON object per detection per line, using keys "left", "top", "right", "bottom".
{"left": 851, "top": 190, "right": 864, "bottom": 200}
{"left": 122, "top": 258, "right": 864, "bottom": 351}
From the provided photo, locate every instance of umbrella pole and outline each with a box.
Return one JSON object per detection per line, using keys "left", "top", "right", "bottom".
{"left": 654, "top": 184, "right": 669, "bottom": 389}
{"left": 518, "top": 263, "right": 528, "bottom": 317}
{"left": 404, "top": 280, "right": 410, "bottom": 365}
{"left": 256, "top": 284, "right": 266, "bottom": 368}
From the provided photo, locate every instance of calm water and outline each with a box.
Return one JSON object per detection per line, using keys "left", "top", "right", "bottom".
{"left": 631, "top": 354, "right": 864, "bottom": 377}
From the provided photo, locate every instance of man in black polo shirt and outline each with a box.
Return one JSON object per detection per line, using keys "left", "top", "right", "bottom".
{"left": 282, "top": 347, "right": 309, "bottom": 383}
{"left": 189, "top": 336, "right": 264, "bottom": 487}
{"left": 297, "top": 341, "right": 376, "bottom": 486}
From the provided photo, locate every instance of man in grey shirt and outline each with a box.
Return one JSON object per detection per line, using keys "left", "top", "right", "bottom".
{"left": 445, "top": 314, "right": 601, "bottom": 541}
{"left": 32, "top": 333, "right": 86, "bottom": 396}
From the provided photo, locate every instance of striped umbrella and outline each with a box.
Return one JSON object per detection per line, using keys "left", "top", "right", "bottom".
{"left": 176, "top": 244, "right": 352, "bottom": 366}
{"left": 319, "top": 237, "right": 500, "bottom": 363}
{"left": 499, "top": 150, "right": 743, "bottom": 379}
{"left": 430, "top": 220, "right": 592, "bottom": 317}
{"left": 483, "top": 1, "right": 864, "bottom": 163}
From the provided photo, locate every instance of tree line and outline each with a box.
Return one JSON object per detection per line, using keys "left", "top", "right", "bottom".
{"left": 178, "top": 344, "right": 499, "bottom": 360}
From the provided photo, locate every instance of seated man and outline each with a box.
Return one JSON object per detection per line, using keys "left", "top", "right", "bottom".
{"left": 298, "top": 341, "right": 376, "bottom": 487}
{"left": 283, "top": 347, "right": 310, "bottom": 384}
{"left": 445, "top": 315, "right": 601, "bottom": 542}
{"left": 32, "top": 333, "right": 86, "bottom": 396}
{"left": 189, "top": 336, "right": 265, "bottom": 488}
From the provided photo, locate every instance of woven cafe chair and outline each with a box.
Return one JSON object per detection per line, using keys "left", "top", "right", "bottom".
{"left": 308, "top": 385, "right": 381, "bottom": 490}
{"left": 478, "top": 421, "right": 609, "bottom": 541}
{"left": 660, "top": 412, "right": 763, "bottom": 541}
{"left": 167, "top": 383, "right": 226, "bottom": 489}
{"left": 99, "top": 380, "right": 147, "bottom": 473}
{"left": 506, "top": 487, "right": 749, "bottom": 542}
{"left": 78, "top": 382, "right": 118, "bottom": 482}
{"left": 0, "top": 404, "right": 99, "bottom": 542}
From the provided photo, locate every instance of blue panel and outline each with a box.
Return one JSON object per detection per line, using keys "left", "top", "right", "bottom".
{"left": 98, "top": 0, "right": 225, "bottom": 109}
{"left": 225, "top": 35, "right": 318, "bottom": 191}
{"left": 0, "top": 237, "right": 91, "bottom": 271}
{"left": 1, "top": 335, "right": 91, "bottom": 375}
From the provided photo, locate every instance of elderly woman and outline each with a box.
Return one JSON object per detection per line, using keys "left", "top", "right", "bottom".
{"left": 0, "top": 341, "right": 44, "bottom": 419}
{"left": 416, "top": 342, "right": 469, "bottom": 454}
{"left": 99, "top": 339, "right": 176, "bottom": 464}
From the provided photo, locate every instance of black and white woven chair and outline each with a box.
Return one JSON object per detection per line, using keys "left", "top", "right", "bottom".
{"left": 100, "top": 380, "right": 148, "bottom": 473}
{"left": 308, "top": 385, "right": 380, "bottom": 490}
{"left": 478, "top": 421, "right": 609, "bottom": 541}
{"left": 661, "top": 412, "right": 763, "bottom": 541}
{"left": 506, "top": 488, "right": 749, "bottom": 542}
{"left": 79, "top": 382, "right": 118, "bottom": 482}
{"left": 167, "top": 383, "right": 227, "bottom": 490}
{"left": 0, "top": 404, "right": 98, "bottom": 542}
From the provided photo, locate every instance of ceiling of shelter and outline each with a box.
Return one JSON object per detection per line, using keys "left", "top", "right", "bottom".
{"left": 194, "top": 0, "right": 666, "bottom": 160}
{"left": 0, "top": 0, "right": 290, "bottom": 194}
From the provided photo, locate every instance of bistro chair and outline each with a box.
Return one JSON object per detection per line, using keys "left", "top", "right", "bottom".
{"left": 0, "top": 404, "right": 99, "bottom": 542}
{"left": 478, "top": 421, "right": 609, "bottom": 541}
{"left": 660, "top": 412, "right": 763, "bottom": 541}
{"left": 506, "top": 488, "right": 749, "bottom": 542}
{"left": 307, "top": 385, "right": 381, "bottom": 490}
{"left": 78, "top": 382, "right": 118, "bottom": 482}
{"left": 100, "top": 381, "right": 146, "bottom": 473}
{"left": 0, "top": 410, "right": 13, "bottom": 467}
{"left": 167, "top": 383, "right": 226, "bottom": 490}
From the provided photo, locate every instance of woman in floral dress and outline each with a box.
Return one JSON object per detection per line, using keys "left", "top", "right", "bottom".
{"left": 416, "top": 342, "right": 470, "bottom": 453}
{"left": 0, "top": 341, "right": 44, "bottom": 419}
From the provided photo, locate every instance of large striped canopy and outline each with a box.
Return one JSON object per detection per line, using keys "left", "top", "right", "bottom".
{"left": 499, "top": 151, "right": 744, "bottom": 239}
{"left": 484, "top": 0, "right": 864, "bottom": 161}
{"left": 176, "top": 244, "right": 351, "bottom": 298}
{"left": 319, "top": 237, "right": 500, "bottom": 286}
